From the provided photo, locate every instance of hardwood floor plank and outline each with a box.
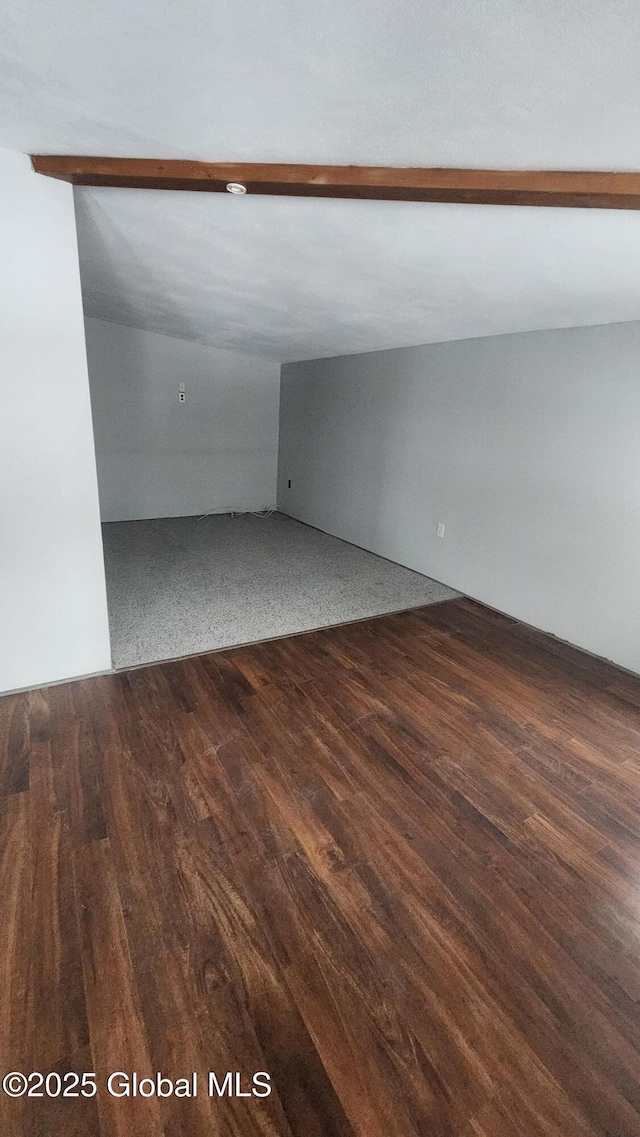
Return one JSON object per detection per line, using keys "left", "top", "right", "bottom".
{"left": 0, "top": 794, "right": 32, "bottom": 1137}
{"left": 2, "top": 598, "right": 640, "bottom": 1134}
{"left": 27, "top": 727, "right": 99, "bottom": 1136}
{"left": 0, "top": 695, "right": 30, "bottom": 797}
{"left": 73, "top": 838, "right": 165, "bottom": 1137}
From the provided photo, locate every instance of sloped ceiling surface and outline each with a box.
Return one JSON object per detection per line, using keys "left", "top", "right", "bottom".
{"left": 2, "top": 0, "right": 640, "bottom": 360}
{"left": 75, "top": 189, "right": 640, "bottom": 362}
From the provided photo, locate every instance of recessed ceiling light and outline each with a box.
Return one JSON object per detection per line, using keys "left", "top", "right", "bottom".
{"left": 226, "top": 182, "right": 247, "bottom": 195}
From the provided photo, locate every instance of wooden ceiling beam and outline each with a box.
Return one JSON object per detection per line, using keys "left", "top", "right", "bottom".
{"left": 30, "top": 156, "right": 640, "bottom": 209}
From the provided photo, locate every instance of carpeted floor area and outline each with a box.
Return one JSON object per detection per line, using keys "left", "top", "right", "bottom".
{"left": 101, "top": 511, "right": 458, "bottom": 668}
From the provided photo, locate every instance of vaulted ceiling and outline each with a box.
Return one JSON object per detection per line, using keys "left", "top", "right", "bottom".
{"left": 3, "top": 0, "right": 640, "bottom": 360}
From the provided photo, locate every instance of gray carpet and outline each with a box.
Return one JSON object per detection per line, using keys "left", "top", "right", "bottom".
{"left": 101, "top": 512, "right": 459, "bottom": 668}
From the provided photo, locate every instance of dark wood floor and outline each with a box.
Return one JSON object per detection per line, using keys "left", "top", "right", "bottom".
{"left": 2, "top": 599, "right": 640, "bottom": 1136}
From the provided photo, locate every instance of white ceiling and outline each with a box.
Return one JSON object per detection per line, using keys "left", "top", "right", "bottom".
{"left": 3, "top": 0, "right": 640, "bottom": 360}
{"left": 75, "top": 189, "right": 640, "bottom": 362}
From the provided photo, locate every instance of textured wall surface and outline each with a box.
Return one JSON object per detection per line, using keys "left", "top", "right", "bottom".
{"left": 86, "top": 318, "right": 281, "bottom": 522}
{"left": 0, "top": 148, "right": 111, "bottom": 693}
{"left": 279, "top": 321, "right": 640, "bottom": 674}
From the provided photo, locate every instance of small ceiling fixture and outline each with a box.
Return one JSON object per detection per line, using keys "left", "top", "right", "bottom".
{"left": 226, "top": 182, "right": 247, "bottom": 194}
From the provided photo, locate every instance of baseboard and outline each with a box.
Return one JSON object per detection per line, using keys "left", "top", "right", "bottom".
{"left": 0, "top": 665, "right": 115, "bottom": 699}
{"left": 101, "top": 505, "right": 278, "bottom": 523}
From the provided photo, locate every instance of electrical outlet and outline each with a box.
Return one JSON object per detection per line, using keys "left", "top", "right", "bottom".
{"left": 436, "top": 522, "right": 446, "bottom": 538}
{"left": 179, "top": 391, "right": 186, "bottom": 403}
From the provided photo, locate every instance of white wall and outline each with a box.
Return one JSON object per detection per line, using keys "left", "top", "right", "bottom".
{"left": 85, "top": 318, "right": 281, "bottom": 522}
{"left": 0, "top": 148, "right": 111, "bottom": 694}
{"left": 278, "top": 322, "right": 640, "bottom": 674}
